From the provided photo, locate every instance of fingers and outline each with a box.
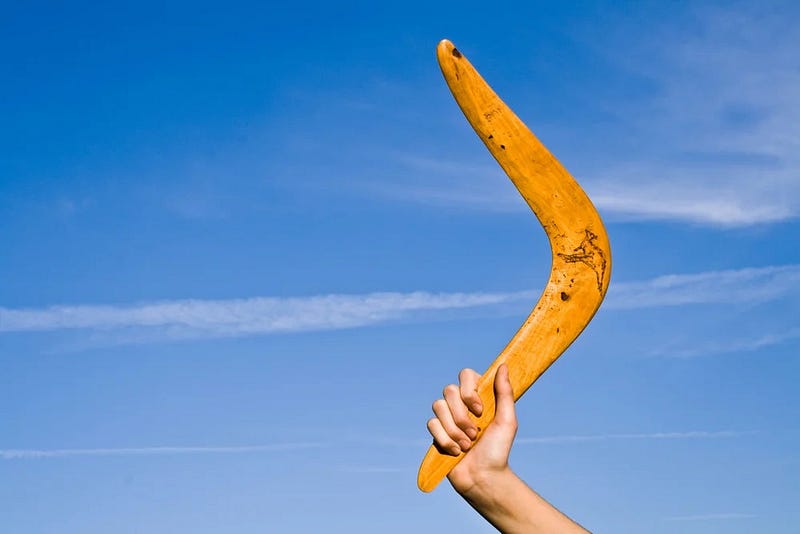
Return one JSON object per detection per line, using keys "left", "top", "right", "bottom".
{"left": 427, "top": 417, "right": 461, "bottom": 456}
{"left": 444, "top": 384, "right": 478, "bottom": 440}
{"left": 459, "top": 368, "right": 483, "bottom": 417}
{"left": 432, "top": 397, "right": 473, "bottom": 453}
{"left": 493, "top": 364, "right": 517, "bottom": 429}
{"left": 427, "top": 365, "right": 518, "bottom": 461}
{"left": 427, "top": 368, "right": 483, "bottom": 455}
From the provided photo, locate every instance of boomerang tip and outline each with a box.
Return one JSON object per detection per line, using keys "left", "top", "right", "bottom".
{"left": 437, "top": 39, "right": 461, "bottom": 60}
{"left": 417, "top": 450, "right": 444, "bottom": 492}
{"left": 417, "top": 475, "right": 434, "bottom": 493}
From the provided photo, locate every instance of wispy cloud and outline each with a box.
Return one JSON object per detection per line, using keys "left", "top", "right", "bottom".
{"left": 382, "top": 148, "right": 797, "bottom": 226}
{"left": 0, "top": 443, "right": 324, "bottom": 460}
{"left": 599, "top": 4, "right": 800, "bottom": 226}
{"left": 1, "top": 265, "right": 797, "bottom": 343}
{"left": 664, "top": 513, "right": 756, "bottom": 521}
{"left": 377, "top": 6, "right": 800, "bottom": 226}
{"left": 650, "top": 327, "right": 800, "bottom": 358}
{"left": 3, "top": 431, "right": 750, "bottom": 461}
{"left": 516, "top": 430, "right": 752, "bottom": 445}
{"left": 587, "top": 177, "right": 794, "bottom": 226}
{"left": 0, "top": 290, "right": 531, "bottom": 337}
{"left": 604, "top": 264, "right": 800, "bottom": 310}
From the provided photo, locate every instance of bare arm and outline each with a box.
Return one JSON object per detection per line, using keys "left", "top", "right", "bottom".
{"left": 427, "top": 364, "right": 589, "bottom": 533}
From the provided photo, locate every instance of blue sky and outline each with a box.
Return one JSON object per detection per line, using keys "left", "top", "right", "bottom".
{"left": 1, "top": 1, "right": 799, "bottom": 532}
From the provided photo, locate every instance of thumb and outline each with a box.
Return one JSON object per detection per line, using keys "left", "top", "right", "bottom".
{"left": 493, "top": 364, "right": 517, "bottom": 427}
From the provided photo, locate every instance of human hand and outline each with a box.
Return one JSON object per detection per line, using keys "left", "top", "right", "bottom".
{"left": 426, "top": 364, "right": 518, "bottom": 495}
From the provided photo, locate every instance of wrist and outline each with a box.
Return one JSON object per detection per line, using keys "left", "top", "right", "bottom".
{"left": 451, "top": 464, "right": 517, "bottom": 499}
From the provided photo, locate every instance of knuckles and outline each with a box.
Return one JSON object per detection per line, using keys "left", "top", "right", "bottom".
{"left": 443, "top": 384, "right": 459, "bottom": 398}
{"left": 431, "top": 399, "right": 448, "bottom": 413}
{"left": 459, "top": 368, "right": 477, "bottom": 380}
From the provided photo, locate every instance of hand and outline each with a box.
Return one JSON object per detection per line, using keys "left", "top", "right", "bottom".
{"left": 427, "top": 364, "right": 518, "bottom": 494}
{"left": 427, "top": 364, "right": 589, "bottom": 533}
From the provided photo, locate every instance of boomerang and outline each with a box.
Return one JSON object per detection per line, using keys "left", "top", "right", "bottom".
{"left": 417, "top": 40, "right": 612, "bottom": 492}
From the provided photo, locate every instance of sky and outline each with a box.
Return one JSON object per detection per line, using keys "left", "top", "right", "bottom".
{"left": 1, "top": 1, "right": 799, "bottom": 532}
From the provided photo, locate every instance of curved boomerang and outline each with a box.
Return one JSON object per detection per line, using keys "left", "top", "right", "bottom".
{"left": 417, "top": 40, "right": 612, "bottom": 492}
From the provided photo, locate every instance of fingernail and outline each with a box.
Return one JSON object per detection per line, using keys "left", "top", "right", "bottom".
{"left": 466, "top": 427, "right": 477, "bottom": 440}
{"left": 459, "top": 439, "right": 471, "bottom": 451}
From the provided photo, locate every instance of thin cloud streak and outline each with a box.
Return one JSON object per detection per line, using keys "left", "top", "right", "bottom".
{"left": 2, "top": 431, "right": 750, "bottom": 461}
{"left": 0, "top": 443, "right": 325, "bottom": 460}
{"left": 589, "top": 179, "right": 794, "bottom": 226}
{"left": 650, "top": 327, "right": 800, "bottom": 358}
{"left": 604, "top": 264, "right": 800, "bottom": 310}
{"left": 516, "top": 430, "right": 752, "bottom": 445}
{"left": 0, "top": 290, "right": 532, "bottom": 335}
{"left": 664, "top": 513, "right": 756, "bottom": 521}
{"left": 381, "top": 155, "right": 797, "bottom": 226}
{"left": 1, "top": 265, "right": 797, "bottom": 342}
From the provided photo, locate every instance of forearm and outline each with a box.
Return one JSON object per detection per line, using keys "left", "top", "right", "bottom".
{"left": 457, "top": 467, "right": 589, "bottom": 534}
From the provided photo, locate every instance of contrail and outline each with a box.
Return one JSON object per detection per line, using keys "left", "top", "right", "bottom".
{"left": 515, "top": 430, "right": 753, "bottom": 444}
{"left": 0, "top": 443, "right": 325, "bottom": 460}
{"left": 0, "top": 290, "right": 532, "bottom": 335}
{"left": 2, "top": 430, "right": 752, "bottom": 461}
{"left": 664, "top": 513, "right": 756, "bottom": 521}
{"left": 0, "top": 265, "right": 797, "bottom": 343}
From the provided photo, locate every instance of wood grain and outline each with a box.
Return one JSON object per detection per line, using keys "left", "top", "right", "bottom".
{"left": 417, "top": 40, "right": 612, "bottom": 492}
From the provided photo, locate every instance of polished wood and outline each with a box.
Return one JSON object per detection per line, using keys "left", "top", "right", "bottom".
{"left": 418, "top": 40, "right": 612, "bottom": 492}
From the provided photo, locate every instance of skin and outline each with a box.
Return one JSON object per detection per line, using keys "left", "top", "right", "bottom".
{"left": 427, "top": 364, "right": 589, "bottom": 534}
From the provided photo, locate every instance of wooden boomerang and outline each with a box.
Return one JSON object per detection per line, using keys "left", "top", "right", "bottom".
{"left": 417, "top": 40, "right": 612, "bottom": 492}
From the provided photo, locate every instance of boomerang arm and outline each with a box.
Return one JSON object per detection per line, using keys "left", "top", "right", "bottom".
{"left": 417, "top": 40, "right": 611, "bottom": 492}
